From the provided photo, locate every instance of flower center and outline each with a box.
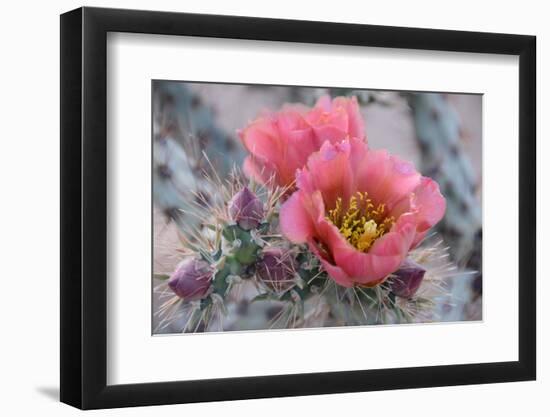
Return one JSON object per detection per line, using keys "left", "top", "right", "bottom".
{"left": 326, "top": 192, "right": 395, "bottom": 252}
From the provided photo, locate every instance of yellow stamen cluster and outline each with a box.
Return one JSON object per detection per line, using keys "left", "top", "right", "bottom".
{"left": 326, "top": 192, "right": 395, "bottom": 252}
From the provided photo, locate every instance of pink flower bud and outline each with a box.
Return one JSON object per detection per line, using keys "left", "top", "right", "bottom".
{"left": 168, "top": 258, "right": 213, "bottom": 300}
{"left": 228, "top": 187, "right": 264, "bottom": 230}
{"left": 256, "top": 248, "right": 297, "bottom": 293}
{"left": 389, "top": 259, "right": 425, "bottom": 298}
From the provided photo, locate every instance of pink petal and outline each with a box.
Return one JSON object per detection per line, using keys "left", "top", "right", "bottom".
{"left": 294, "top": 168, "right": 315, "bottom": 194}
{"left": 240, "top": 118, "right": 282, "bottom": 166}
{"left": 333, "top": 96, "right": 365, "bottom": 140}
{"left": 311, "top": 125, "right": 348, "bottom": 144}
{"left": 276, "top": 108, "right": 308, "bottom": 131}
{"left": 355, "top": 148, "right": 421, "bottom": 210}
{"left": 370, "top": 213, "right": 417, "bottom": 257}
{"left": 307, "top": 107, "right": 349, "bottom": 142}
{"left": 279, "top": 192, "right": 315, "bottom": 243}
{"left": 331, "top": 243, "right": 402, "bottom": 285}
{"left": 307, "top": 238, "right": 355, "bottom": 287}
{"left": 282, "top": 129, "right": 317, "bottom": 184}
{"left": 313, "top": 95, "right": 332, "bottom": 112}
{"left": 329, "top": 214, "right": 416, "bottom": 285}
{"left": 313, "top": 211, "right": 348, "bottom": 254}
{"left": 411, "top": 177, "right": 446, "bottom": 246}
{"left": 308, "top": 208, "right": 400, "bottom": 286}
{"left": 305, "top": 140, "right": 354, "bottom": 209}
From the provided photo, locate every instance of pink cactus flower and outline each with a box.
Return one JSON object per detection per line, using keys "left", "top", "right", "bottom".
{"left": 239, "top": 96, "right": 365, "bottom": 189}
{"left": 280, "top": 137, "right": 446, "bottom": 288}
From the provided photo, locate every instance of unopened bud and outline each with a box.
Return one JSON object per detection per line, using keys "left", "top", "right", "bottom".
{"left": 228, "top": 187, "right": 264, "bottom": 230}
{"left": 168, "top": 258, "right": 213, "bottom": 301}
{"left": 389, "top": 259, "right": 425, "bottom": 299}
{"left": 256, "top": 248, "right": 298, "bottom": 293}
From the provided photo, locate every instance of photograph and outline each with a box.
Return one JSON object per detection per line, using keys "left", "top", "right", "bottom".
{"left": 0, "top": 0, "right": 543, "bottom": 414}
{"left": 152, "top": 81, "right": 483, "bottom": 334}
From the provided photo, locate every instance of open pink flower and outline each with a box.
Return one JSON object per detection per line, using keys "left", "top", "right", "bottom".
{"left": 280, "top": 137, "right": 446, "bottom": 288}
{"left": 239, "top": 96, "right": 365, "bottom": 189}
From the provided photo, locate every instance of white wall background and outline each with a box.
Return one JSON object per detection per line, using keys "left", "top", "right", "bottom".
{"left": 0, "top": 0, "right": 545, "bottom": 415}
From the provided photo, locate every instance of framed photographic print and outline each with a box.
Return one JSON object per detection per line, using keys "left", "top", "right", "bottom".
{"left": 60, "top": 6, "right": 536, "bottom": 409}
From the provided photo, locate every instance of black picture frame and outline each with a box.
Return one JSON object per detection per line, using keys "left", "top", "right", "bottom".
{"left": 60, "top": 6, "right": 536, "bottom": 410}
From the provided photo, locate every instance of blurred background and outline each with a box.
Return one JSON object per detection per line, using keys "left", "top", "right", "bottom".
{"left": 152, "top": 81, "right": 482, "bottom": 333}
